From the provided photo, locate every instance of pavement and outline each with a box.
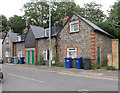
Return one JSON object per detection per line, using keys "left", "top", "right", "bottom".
{"left": 1, "top": 63, "right": 119, "bottom": 91}
{"left": 4, "top": 63, "right": 118, "bottom": 81}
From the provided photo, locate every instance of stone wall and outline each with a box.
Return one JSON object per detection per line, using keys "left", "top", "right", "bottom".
{"left": 38, "top": 37, "right": 56, "bottom": 65}
{"left": 15, "top": 42, "right": 25, "bottom": 57}
{"left": 95, "top": 32, "right": 112, "bottom": 65}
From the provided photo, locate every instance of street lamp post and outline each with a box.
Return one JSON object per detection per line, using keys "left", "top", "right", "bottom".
{"left": 49, "top": 0, "right": 51, "bottom": 67}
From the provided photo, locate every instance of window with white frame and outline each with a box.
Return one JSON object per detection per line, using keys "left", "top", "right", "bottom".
{"left": 17, "top": 35, "right": 21, "bottom": 42}
{"left": 67, "top": 48, "right": 77, "bottom": 58}
{"left": 6, "top": 51, "right": 8, "bottom": 57}
{"left": 43, "top": 50, "right": 48, "bottom": 60}
{"left": 43, "top": 50, "right": 52, "bottom": 60}
{"left": 45, "top": 28, "right": 49, "bottom": 37}
{"left": 70, "top": 21, "right": 79, "bottom": 33}
{"left": 18, "top": 51, "right": 22, "bottom": 57}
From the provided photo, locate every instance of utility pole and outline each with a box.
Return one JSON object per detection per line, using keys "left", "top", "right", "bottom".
{"left": 49, "top": 0, "right": 51, "bottom": 67}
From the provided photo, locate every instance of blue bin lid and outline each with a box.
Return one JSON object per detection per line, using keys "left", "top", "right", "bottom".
{"left": 64, "top": 57, "right": 71, "bottom": 59}
{"left": 75, "top": 57, "right": 82, "bottom": 59}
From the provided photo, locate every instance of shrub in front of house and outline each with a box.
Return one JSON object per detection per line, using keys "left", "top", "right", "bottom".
{"left": 52, "top": 63, "right": 64, "bottom": 67}
{"left": 91, "top": 63, "right": 100, "bottom": 70}
{"left": 101, "top": 61, "right": 107, "bottom": 67}
{"left": 53, "top": 53, "right": 59, "bottom": 65}
{"left": 105, "top": 66, "right": 117, "bottom": 71}
{"left": 38, "top": 55, "right": 45, "bottom": 65}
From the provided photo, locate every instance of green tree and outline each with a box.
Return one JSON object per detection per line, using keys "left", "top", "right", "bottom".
{"left": 95, "top": 0, "right": 120, "bottom": 38}
{"left": 8, "top": 15, "right": 26, "bottom": 34}
{"left": 82, "top": 2, "right": 106, "bottom": 22}
{"left": 23, "top": 0, "right": 81, "bottom": 26}
{"left": 107, "top": 0, "right": 120, "bottom": 38}
{"left": 0, "top": 15, "right": 8, "bottom": 33}
{"left": 23, "top": 1, "right": 49, "bottom": 27}
{"left": 51, "top": 1, "right": 78, "bottom": 25}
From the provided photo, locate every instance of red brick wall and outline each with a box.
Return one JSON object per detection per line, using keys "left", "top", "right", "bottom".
{"left": 35, "top": 40, "right": 38, "bottom": 63}
{"left": 90, "top": 30, "right": 95, "bottom": 64}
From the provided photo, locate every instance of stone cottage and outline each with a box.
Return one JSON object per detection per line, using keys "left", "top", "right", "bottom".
{"left": 2, "top": 28, "right": 27, "bottom": 62}
{"left": 0, "top": 33, "right": 5, "bottom": 58}
{"left": 25, "top": 24, "right": 62, "bottom": 65}
{"left": 57, "top": 13, "right": 114, "bottom": 66}
{"left": 2, "top": 29, "right": 18, "bottom": 62}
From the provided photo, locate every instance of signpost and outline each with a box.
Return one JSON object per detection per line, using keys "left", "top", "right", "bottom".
{"left": 49, "top": 0, "right": 51, "bottom": 67}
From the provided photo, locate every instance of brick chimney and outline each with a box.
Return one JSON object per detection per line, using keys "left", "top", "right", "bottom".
{"left": 62, "top": 16, "right": 69, "bottom": 26}
{"left": 23, "top": 27, "right": 28, "bottom": 33}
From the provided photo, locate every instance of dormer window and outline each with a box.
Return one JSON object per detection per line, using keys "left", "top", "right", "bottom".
{"left": 17, "top": 35, "right": 21, "bottom": 41}
{"left": 45, "top": 28, "right": 49, "bottom": 37}
{"left": 70, "top": 21, "right": 79, "bottom": 33}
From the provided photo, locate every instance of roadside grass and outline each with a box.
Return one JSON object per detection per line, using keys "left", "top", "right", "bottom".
{"left": 91, "top": 63, "right": 100, "bottom": 70}
{"left": 52, "top": 64, "right": 64, "bottom": 67}
{"left": 104, "top": 66, "right": 117, "bottom": 71}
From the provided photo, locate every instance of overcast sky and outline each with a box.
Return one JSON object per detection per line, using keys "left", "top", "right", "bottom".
{"left": 0, "top": 0, "right": 117, "bottom": 19}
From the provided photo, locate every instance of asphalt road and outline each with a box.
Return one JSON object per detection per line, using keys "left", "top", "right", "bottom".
{"left": 1, "top": 64, "right": 118, "bottom": 91}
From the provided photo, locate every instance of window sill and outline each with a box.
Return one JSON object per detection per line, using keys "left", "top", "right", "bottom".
{"left": 69, "top": 31, "right": 79, "bottom": 34}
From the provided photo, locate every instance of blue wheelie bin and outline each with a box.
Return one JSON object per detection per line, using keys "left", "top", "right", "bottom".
{"left": 64, "top": 57, "right": 71, "bottom": 68}
{"left": 20, "top": 57, "right": 24, "bottom": 64}
{"left": 75, "top": 57, "right": 83, "bottom": 69}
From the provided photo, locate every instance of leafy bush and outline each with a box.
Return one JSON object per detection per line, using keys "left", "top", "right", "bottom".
{"left": 91, "top": 63, "right": 100, "bottom": 70}
{"left": 102, "top": 61, "right": 107, "bottom": 67}
{"left": 105, "top": 66, "right": 117, "bottom": 71}
{"left": 38, "top": 55, "right": 45, "bottom": 65}
{"left": 52, "top": 63, "right": 64, "bottom": 67}
{"left": 53, "top": 53, "right": 59, "bottom": 65}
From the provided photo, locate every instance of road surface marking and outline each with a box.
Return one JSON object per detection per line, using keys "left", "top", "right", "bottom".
{"left": 6, "top": 65, "right": 118, "bottom": 81}
{"left": 8, "top": 73, "right": 44, "bottom": 83}
{"left": 8, "top": 73, "right": 69, "bottom": 90}
{"left": 78, "top": 89, "right": 89, "bottom": 91}
{"left": 58, "top": 72, "right": 118, "bottom": 81}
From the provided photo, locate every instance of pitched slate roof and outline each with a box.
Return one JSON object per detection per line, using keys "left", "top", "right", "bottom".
{"left": 51, "top": 25, "right": 63, "bottom": 36}
{"left": 30, "top": 25, "right": 44, "bottom": 39}
{"left": 58, "top": 13, "right": 114, "bottom": 38}
{"left": 21, "top": 33, "right": 27, "bottom": 41}
{"left": 8, "top": 32, "right": 18, "bottom": 42}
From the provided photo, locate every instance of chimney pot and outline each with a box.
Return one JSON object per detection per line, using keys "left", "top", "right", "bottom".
{"left": 62, "top": 16, "right": 69, "bottom": 26}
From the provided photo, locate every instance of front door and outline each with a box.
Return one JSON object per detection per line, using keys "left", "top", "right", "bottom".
{"left": 119, "top": 42, "right": 120, "bottom": 69}
{"left": 31, "top": 51, "right": 34, "bottom": 65}
{"left": 98, "top": 46, "right": 100, "bottom": 65}
{"left": 27, "top": 51, "right": 30, "bottom": 64}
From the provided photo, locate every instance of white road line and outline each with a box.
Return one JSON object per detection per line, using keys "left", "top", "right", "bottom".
{"left": 58, "top": 72, "right": 118, "bottom": 81}
{"left": 78, "top": 89, "right": 89, "bottom": 92}
{"left": 8, "top": 73, "right": 44, "bottom": 83}
{"left": 8, "top": 73, "right": 68, "bottom": 90}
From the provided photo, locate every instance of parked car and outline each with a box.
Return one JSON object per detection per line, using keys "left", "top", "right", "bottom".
{"left": 0, "top": 57, "right": 3, "bottom": 80}
{"left": 0, "top": 57, "right": 3, "bottom": 64}
{"left": 0, "top": 68, "right": 3, "bottom": 80}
